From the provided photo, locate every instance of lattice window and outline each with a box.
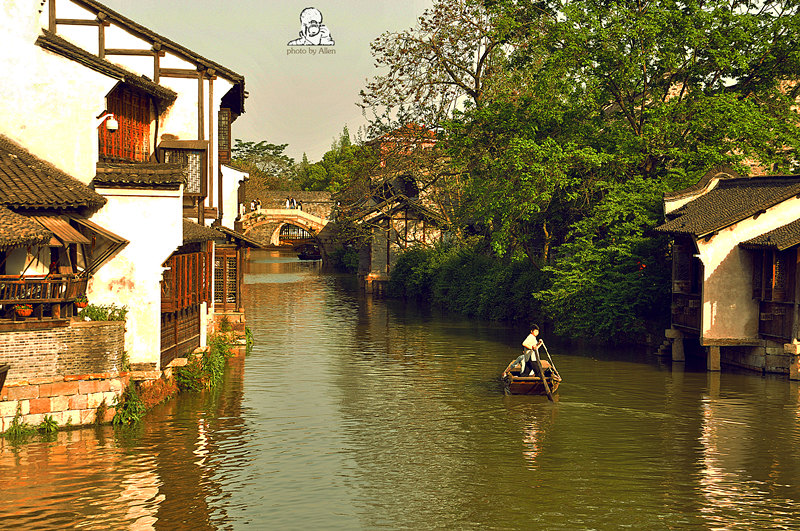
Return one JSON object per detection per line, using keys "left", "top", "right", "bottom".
{"left": 226, "top": 256, "right": 237, "bottom": 303}
{"left": 214, "top": 255, "right": 224, "bottom": 304}
{"left": 99, "top": 85, "right": 150, "bottom": 162}
{"left": 213, "top": 249, "right": 239, "bottom": 308}
{"left": 218, "top": 108, "right": 231, "bottom": 164}
{"left": 164, "top": 149, "right": 205, "bottom": 195}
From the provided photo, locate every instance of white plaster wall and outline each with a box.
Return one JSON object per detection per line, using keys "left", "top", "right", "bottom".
{"left": 53, "top": 1, "right": 97, "bottom": 54}
{"left": 698, "top": 195, "right": 800, "bottom": 340}
{"left": 159, "top": 76, "right": 199, "bottom": 141}
{"left": 88, "top": 188, "right": 183, "bottom": 369}
{"left": 665, "top": 179, "right": 721, "bottom": 214}
{"left": 221, "top": 164, "right": 248, "bottom": 227}
{"left": 0, "top": 0, "right": 115, "bottom": 184}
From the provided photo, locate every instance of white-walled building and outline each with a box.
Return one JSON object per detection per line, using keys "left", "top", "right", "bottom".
{"left": 0, "top": 0, "right": 247, "bottom": 370}
{"left": 657, "top": 167, "right": 800, "bottom": 378}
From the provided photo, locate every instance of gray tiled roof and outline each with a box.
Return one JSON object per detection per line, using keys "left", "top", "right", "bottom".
{"left": 94, "top": 162, "right": 186, "bottom": 189}
{"left": 36, "top": 30, "right": 177, "bottom": 108}
{"left": 0, "top": 135, "right": 106, "bottom": 211}
{"left": 0, "top": 206, "right": 52, "bottom": 250}
{"left": 740, "top": 218, "right": 800, "bottom": 251}
{"left": 216, "top": 225, "right": 263, "bottom": 248}
{"left": 183, "top": 219, "right": 223, "bottom": 244}
{"left": 655, "top": 176, "right": 800, "bottom": 237}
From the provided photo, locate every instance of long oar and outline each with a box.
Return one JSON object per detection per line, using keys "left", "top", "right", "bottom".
{"left": 540, "top": 342, "right": 560, "bottom": 380}
{"left": 532, "top": 347, "right": 555, "bottom": 402}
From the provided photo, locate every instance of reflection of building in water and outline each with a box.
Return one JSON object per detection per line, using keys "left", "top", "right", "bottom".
{"left": 0, "top": 349, "right": 247, "bottom": 528}
{"left": 697, "top": 374, "right": 800, "bottom": 529}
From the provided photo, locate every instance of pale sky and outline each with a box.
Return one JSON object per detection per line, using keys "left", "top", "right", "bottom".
{"left": 100, "top": 0, "right": 432, "bottom": 162}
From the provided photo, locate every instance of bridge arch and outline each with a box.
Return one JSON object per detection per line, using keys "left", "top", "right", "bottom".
{"left": 239, "top": 209, "right": 330, "bottom": 249}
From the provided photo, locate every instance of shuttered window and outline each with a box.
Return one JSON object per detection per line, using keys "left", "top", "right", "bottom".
{"left": 99, "top": 85, "right": 150, "bottom": 162}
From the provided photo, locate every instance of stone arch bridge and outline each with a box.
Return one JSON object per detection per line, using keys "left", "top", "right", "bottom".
{"left": 236, "top": 209, "right": 337, "bottom": 257}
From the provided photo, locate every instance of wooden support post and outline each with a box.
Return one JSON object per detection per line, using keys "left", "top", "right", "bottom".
{"left": 49, "top": 0, "right": 56, "bottom": 33}
{"left": 197, "top": 71, "right": 205, "bottom": 141}
{"left": 97, "top": 14, "right": 107, "bottom": 58}
{"left": 707, "top": 345, "right": 721, "bottom": 371}
{"left": 208, "top": 77, "right": 214, "bottom": 208}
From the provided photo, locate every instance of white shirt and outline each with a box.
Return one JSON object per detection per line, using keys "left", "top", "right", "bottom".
{"left": 522, "top": 333, "right": 539, "bottom": 350}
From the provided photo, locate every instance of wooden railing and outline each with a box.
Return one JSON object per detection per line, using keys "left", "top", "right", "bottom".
{"left": 0, "top": 275, "right": 87, "bottom": 305}
{"left": 0, "top": 274, "right": 87, "bottom": 323}
{"left": 161, "top": 251, "right": 211, "bottom": 313}
{"left": 759, "top": 300, "right": 796, "bottom": 342}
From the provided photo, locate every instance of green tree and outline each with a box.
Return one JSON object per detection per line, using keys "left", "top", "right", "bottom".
{"left": 231, "top": 139, "right": 296, "bottom": 190}
{"left": 447, "top": 0, "right": 800, "bottom": 338}
{"left": 359, "top": 0, "right": 519, "bottom": 132}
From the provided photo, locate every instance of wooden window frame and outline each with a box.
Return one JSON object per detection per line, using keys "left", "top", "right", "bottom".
{"left": 99, "top": 84, "right": 151, "bottom": 163}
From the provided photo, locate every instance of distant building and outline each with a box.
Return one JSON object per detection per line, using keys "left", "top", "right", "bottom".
{"left": 351, "top": 125, "right": 445, "bottom": 294}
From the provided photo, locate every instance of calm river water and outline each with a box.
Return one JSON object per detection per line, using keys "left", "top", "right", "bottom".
{"left": 2, "top": 249, "right": 800, "bottom": 529}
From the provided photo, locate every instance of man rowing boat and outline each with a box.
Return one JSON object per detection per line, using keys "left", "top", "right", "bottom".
{"left": 502, "top": 323, "right": 549, "bottom": 378}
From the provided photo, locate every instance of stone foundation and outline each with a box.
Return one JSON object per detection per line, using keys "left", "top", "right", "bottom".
{"left": 213, "top": 311, "right": 246, "bottom": 334}
{"left": 0, "top": 372, "right": 127, "bottom": 432}
{"left": 663, "top": 328, "right": 800, "bottom": 378}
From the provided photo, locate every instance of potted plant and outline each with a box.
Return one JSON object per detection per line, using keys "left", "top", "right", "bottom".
{"left": 75, "top": 295, "right": 88, "bottom": 309}
{"left": 13, "top": 303, "right": 33, "bottom": 317}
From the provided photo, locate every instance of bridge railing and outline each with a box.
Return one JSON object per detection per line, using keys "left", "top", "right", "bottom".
{"left": 240, "top": 209, "right": 328, "bottom": 233}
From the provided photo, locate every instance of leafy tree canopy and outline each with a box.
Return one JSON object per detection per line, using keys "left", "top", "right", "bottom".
{"left": 231, "top": 139, "right": 296, "bottom": 190}
{"left": 371, "top": 0, "right": 800, "bottom": 339}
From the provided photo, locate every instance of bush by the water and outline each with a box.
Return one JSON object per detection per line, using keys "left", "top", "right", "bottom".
{"left": 388, "top": 241, "right": 546, "bottom": 322}
{"left": 175, "top": 333, "right": 235, "bottom": 391}
{"left": 112, "top": 383, "right": 146, "bottom": 425}
{"left": 329, "top": 246, "right": 359, "bottom": 274}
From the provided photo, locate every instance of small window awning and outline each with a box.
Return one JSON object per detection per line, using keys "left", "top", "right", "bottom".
{"left": 31, "top": 215, "right": 91, "bottom": 246}
{"left": 70, "top": 216, "right": 129, "bottom": 276}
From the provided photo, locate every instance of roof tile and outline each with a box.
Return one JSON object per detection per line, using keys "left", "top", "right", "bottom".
{"left": 656, "top": 176, "right": 800, "bottom": 237}
{"left": 93, "top": 162, "right": 186, "bottom": 189}
{"left": 0, "top": 135, "right": 106, "bottom": 211}
{"left": 0, "top": 206, "right": 53, "bottom": 250}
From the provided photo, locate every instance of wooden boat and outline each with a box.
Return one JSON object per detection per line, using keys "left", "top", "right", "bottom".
{"left": 503, "top": 371, "right": 562, "bottom": 395}
{"left": 296, "top": 245, "right": 322, "bottom": 260}
{"left": 297, "top": 250, "right": 321, "bottom": 260}
{"left": 502, "top": 359, "right": 562, "bottom": 395}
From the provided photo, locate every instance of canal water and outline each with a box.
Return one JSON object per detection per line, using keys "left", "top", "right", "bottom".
{"left": 2, "top": 249, "right": 800, "bottom": 529}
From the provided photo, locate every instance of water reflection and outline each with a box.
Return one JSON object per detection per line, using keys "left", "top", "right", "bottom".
{"left": 1, "top": 250, "right": 799, "bottom": 529}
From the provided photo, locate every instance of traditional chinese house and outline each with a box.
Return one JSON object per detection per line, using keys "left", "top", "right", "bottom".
{"left": 0, "top": 135, "right": 126, "bottom": 327}
{"left": 656, "top": 167, "right": 800, "bottom": 378}
{"left": 2, "top": 0, "right": 247, "bottom": 371}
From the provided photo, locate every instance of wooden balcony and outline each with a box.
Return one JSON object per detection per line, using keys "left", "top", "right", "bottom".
{"left": 161, "top": 251, "right": 211, "bottom": 313}
{"left": 0, "top": 274, "right": 87, "bottom": 330}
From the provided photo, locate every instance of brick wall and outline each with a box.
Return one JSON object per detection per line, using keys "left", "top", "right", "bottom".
{"left": 0, "top": 373, "right": 127, "bottom": 432}
{"left": 0, "top": 321, "right": 125, "bottom": 384}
